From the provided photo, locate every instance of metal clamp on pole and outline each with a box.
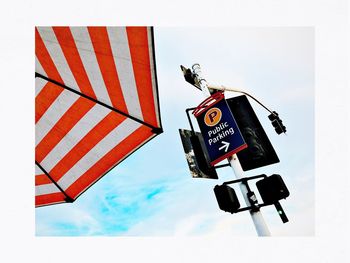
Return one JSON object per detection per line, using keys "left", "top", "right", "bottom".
{"left": 192, "top": 63, "right": 212, "bottom": 98}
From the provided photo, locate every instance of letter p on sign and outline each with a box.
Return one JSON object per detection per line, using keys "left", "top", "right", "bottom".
{"left": 204, "top": 108, "right": 222, "bottom": 126}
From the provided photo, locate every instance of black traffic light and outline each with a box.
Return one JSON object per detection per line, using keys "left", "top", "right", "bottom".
{"left": 179, "top": 129, "right": 218, "bottom": 179}
{"left": 268, "top": 111, "right": 286, "bottom": 134}
{"left": 226, "top": 95, "right": 279, "bottom": 171}
{"left": 214, "top": 184, "right": 240, "bottom": 213}
{"left": 180, "top": 65, "right": 199, "bottom": 89}
{"left": 256, "top": 174, "right": 290, "bottom": 205}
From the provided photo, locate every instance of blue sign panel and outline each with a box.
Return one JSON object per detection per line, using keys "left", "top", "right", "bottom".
{"left": 193, "top": 92, "right": 247, "bottom": 166}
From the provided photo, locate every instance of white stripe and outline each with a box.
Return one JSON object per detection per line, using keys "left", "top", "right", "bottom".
{"left": 35, "top": 77, "right": 48, "bottom": 97}
{"left": 37, "top": 27, "right": 80, "bottom": 91}
{"left": 147, "top": 27, "right": 160, "bottom": 126}
{"left": 58, "top": 119, "right": 142, "bottom": 190}
{"left": 70, "top": 27, "right": 113, "bottom": 106}
{"left": 41, "top": 104, "right": 111, "bottom": 171}
{"left": 36, "top": 183, "right": 60, "bottom": 196}
{"left": 107, "top": 27, "right": 144, "bottom": 120}
{"left": 35, "top": 89, "right": 80, "bottom": 146}
{"left": 35, "top": 164, "right": 43, "bottom": 175}
{"left": 35, "top": 56, "right": 47, "bottom": 77}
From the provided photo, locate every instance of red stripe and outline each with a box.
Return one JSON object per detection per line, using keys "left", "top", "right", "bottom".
{"left": 36, "top": 28, "right": 65, "bottom": 124}
{"left": 87, "top": 27, "right": 128, "bottom": 112}
{"left": 35, "top": 174, "right": 52, "bottom": 185}
{"left": 66, "top": 125, "right": 154, "bottom": 199}
{"left": 35, "top": 27, "right": 64, "bottom": 83}
{"left": 126, "top": 27, "right": 158, "bottom": 127}
{"left": 193, "top": 92, "right": 224, "bottom": 117}
{"left": 35, "top": 82, "right": 64, "bottom": 123}
{"left": 35, "top": 97, "right": 95, "bottom": 162}
{"left": 48, "top": 111, "right": 126, "bottom": 182}
{"left": 35, "top": 192, "right": 66, "bottom": 207}
{"left": 53, "top": 27, "right": 97, "bottom": 99}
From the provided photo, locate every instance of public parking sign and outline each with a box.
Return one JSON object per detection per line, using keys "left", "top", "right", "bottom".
{"left": 193, "top": 92, "right": 247, "bottom": 166}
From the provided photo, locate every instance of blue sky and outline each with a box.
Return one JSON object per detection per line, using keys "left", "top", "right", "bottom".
{"left": 35, "top": 27, "right": 315, "bottom": 236}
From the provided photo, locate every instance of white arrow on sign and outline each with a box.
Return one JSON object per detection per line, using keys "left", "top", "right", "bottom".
{"left": 218, "top": 141, "right": 230, "bottom": 152}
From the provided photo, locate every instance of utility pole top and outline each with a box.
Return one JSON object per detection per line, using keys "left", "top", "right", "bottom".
{"left": 191, "top": 64, "right": 211, "bottom": 97}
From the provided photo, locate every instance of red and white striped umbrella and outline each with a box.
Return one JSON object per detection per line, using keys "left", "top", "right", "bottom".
{"left": 35, "top": 26, "right": 162, "bottom": 207}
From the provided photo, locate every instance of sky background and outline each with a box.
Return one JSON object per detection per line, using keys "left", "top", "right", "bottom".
{"left": 35, "top": 26, "right": 315, "bottom": 236}
{"left": 1, "top": 1, "right": 348, "bottom": 263}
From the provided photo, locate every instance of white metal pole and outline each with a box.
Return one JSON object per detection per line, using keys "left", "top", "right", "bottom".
{"left": 192, "top": 64, "right": 271, "bottom": 236}
{"left": 228, "top": 155, "right": 271, "bottom": 236}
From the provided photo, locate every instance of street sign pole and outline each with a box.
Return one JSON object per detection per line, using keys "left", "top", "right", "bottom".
{"left": 228, "top": 154, "right": 271, "bottom": 236}
{"left": 192, "top": 64, "right": 271, "bottom": 236}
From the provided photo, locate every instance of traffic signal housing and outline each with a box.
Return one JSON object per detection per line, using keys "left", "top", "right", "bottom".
{"left": 180, "top": 65, "right": 198, "bottom": 88}
{"left": 256, "top": 174, "right": 290, "bottom": 205}
{"left": 268, "top": 111, "right": 286, "bottom": 134}
{"left": 214, "top": 184, "right": 240, "bottom": 213}
{"left": 226, "top": 95, "right": 280, "bottom": 171}
{"left": 179, "top": 129, "right": 218, "bottom": 179}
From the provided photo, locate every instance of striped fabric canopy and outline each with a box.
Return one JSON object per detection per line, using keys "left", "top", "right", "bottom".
{"left": 35, "top": 26, "right": 162, "bottom": 207}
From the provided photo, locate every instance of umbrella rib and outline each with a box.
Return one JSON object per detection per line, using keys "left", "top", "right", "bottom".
{"left": 35, "top": 72, "right": 163, "bottom": 134}
{"left": 35, "top": 160, "right": 74, "bottom": 203}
